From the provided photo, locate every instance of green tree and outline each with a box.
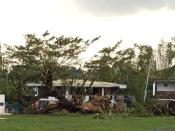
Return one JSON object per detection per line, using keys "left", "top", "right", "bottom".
{"left": 133, "top": 44, "right": 153, "bottom": 101}
{"left": 5, "top": 31, "right": 99, "bottom": 112}
{"left": 0, "top": 43, "right": 11, "bottom": 96}
{"left": 155, "top": 38, "right": 175, "bottom": 79}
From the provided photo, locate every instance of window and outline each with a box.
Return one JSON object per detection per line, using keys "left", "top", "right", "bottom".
{"left": 164, "top": 83, "right": 168, "bottom": 87}
{"left": 0, "top": 103, "right": 4, "bottom": 106}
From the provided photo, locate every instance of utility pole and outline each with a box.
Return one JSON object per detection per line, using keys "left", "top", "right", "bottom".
{"left": 143, "top": 59, "right": 151, "bottom": 102}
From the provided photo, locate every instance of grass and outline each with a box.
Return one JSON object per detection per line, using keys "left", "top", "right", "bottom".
{"left": 0, "top": 113, "right": 175, "bottom": 131}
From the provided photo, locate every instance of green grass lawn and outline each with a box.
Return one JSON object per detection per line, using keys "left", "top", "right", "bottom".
{"left": 0, "top": 114, "right": 175, "bottom": 131}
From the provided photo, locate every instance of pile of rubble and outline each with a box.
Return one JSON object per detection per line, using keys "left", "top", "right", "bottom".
{"left": 80, "top": 96, "right": 111, "bottom": 113}
{"left": 31, "top": 95, "right": 127, "bottom": 114}
{"left": 152, "top": 101, "right": 175, "bottom": 115}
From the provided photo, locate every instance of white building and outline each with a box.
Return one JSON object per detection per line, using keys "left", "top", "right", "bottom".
{"left": 27, "top": 79, "right": 127, "bottom": 104}
{"left": 153, "top": 80, "right": 175, "bottom": 101}
{"left": 0, "top": 94, "right": 5, "bottom": 115}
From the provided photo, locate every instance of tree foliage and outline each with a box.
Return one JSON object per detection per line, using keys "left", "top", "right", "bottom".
{"left": 2, "top": 31, "right": 175, "bottom": 105}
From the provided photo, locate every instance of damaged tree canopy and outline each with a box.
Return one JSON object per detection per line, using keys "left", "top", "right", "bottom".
{"left": 5, "top": 31, "right": 132, "bottom": 114}
{"left": 5, "top": 31, "right": 100, "bottom": 113}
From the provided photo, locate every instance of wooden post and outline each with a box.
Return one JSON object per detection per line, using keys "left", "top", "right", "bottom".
{"left": 102, "top": 88, "right": 104, "bottom": 96}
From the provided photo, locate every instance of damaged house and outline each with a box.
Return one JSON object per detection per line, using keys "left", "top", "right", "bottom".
{"left": 27, "top": 80, "right": 126, "bottom": 113}
{"left": 27, "top": 80, "right": 126, "bottom": 102}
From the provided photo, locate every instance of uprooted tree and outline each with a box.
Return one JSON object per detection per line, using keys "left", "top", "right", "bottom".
{"left": 5, "top": 31, "right": 100, "bottom": 113}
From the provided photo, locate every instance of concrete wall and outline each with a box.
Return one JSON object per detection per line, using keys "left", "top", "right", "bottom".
{"left": 157, "top": 82, "right": 175, "bottom": 91}
{"left": 0, "top": 94, "right": 5, "bottom": 114}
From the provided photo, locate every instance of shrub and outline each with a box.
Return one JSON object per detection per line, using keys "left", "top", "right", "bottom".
{"left": 127, "top": 102, "right": 149, "bottom": 116}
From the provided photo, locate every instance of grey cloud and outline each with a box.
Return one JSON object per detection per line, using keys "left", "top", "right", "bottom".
{"left": 75, "top": 0, "right": 175, "bottom": 15}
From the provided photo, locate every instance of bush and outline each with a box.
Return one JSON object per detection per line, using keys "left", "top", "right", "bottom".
{"left": 127, "top": 102, "right": 149, "bottom": 116}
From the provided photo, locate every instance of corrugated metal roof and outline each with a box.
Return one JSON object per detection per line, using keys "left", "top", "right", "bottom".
{"left": 154, "top": 79, "right": 175, "bottom": 83}
{"left": 27, "top": 79, "right": 126, "bottom": 89}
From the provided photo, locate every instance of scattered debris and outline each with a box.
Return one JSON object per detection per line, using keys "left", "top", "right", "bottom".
{"left": 152, "top": 101, "right": 175, "bottom": 115}
{"left": 92, "top": 113, "right": 113, "bottom": 120}
{"left": 31, "top": 96, "right": 59, "bottom": 113}
{"left": 80, "top": 96, "right": 111, "bottom": 113}
{"left": 30, "top": 94, "right": 128, "bottom": 114}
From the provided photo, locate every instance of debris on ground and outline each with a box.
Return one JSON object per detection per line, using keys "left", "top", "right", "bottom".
{"left": 152, "top": 101, "right": 175, "bottom": 115}
{"left": 31, "top": 96, "right": 59, "bottom": 113}
{"left": 31, "top": 94, "right": 127, "bottom": 114}
{"left": 80, "top": 96, "right": 111, "bottom": 113}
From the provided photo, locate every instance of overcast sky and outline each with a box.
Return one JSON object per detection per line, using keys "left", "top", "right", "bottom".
{"left": 0, "top": 0, "right": 175, "bottom": 60}
{"left": 76, "top": 0, "right": 175, "bottom": 15}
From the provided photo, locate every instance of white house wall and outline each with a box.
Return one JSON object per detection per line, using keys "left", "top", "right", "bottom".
{"left": 153, "top": 81, "right": 156, "bottom": 96}
{"left": 157, "top": 83, "right": 175, "bottom": 91}
{"left": 0, "top": 94, "right": 5, "bottom": 114}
